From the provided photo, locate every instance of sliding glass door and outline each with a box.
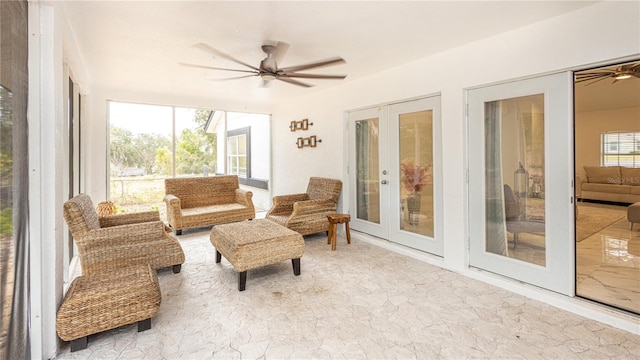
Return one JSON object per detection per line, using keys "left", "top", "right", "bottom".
{"left": 468, "top": 73, "right": 574, "bottom": 295}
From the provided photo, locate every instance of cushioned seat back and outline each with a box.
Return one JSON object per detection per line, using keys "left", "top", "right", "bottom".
{"left": 165, "top": 175, "right": 239, "bottom": 208}
{"left": 503, "top": 185, "right": 520, "bottom": 221}
{"left": 306, "top": 177, "right": 342, "bottom": 203}
{"left": 63, "top": 194, "right": 101, "bottom": 238}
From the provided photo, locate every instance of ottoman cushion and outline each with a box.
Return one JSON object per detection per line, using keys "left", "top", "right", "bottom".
{"left": 210, "top": 219, "right": 304, "bottom": 273}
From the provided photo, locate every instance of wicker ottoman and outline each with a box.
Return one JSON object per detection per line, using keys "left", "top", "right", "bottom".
{"left": 56, "top": 264, "right": 161, "bottom": 352}
{"left": 628, "top": 202, "right": 640, "bottom": 231}
{"left": 210, "top": 219, "right": 305, "bottom": 291}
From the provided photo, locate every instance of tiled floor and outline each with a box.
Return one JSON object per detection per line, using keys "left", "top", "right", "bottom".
{"left": 576, "top": 202, "right": 640, "bottom": 314}
{"left": 55, "top": 227, "right": 640, "bottom": 359}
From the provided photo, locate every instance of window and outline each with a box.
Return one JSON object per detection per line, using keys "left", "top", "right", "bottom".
{"left": 108, "top": 102, "right": 216, "bottom": 216}
{"left": 226, "top": 126, "right": 268, "bottom": 189}
{"left": 227, "top": 128, "right": 248, "bottom": 178}
{"left": 601, "top": 132, "right": 640, "bottom": 167}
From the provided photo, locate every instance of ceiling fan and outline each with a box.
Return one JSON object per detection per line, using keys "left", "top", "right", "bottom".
{"left": 575, "top": 61, "right": 640, "bottom": 85}
{"left": 180, "top": 41, "right": 347, "bottom": 88}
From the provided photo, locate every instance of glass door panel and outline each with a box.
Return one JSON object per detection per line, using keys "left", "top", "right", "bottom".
{"left": 468, "top": 72, "right": 573, "bottom": 296}
{"left": 484, "top": 94, "right": 546, "bottom": 266}
{"left": 399, "top": 110, "right": 434, "bottom": 236}
{"left": 348, "top": 107, "right": 389, "bottom": 239}
{"left": 355, "top": 118, "right": 381, "bottom": 224}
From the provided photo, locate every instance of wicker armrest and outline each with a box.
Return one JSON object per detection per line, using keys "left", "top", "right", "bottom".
{"left": 291, "top": 199, "right": 336, "bottom": 216}
{"left": 163, "top": 194, "right": 182, "bottom": 229}
{"left": 99, "top": 211, "right": 160, "bottom": 228}
{"left": 268, "top": 193, "right": 309, "bottom": 216}
{"left": 234, "top": 188, "right": 254, "bottom": 207}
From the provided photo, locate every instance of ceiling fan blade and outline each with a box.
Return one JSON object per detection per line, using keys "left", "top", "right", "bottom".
{"left": 582, "top": 77, "right": 611, "bottom": 86}
{"left": 277, "top": 77, "right": 313, "bottom": 88}
{"left": 575, "top": 74, "right": 609, "bottom": 82}
{"left": 179, "top": 62, "right": 258, "bottom": 74}
{"left": 278, "top": 57, "right": 346, "bottom": 73}
{"left": 208, "top": 74, "right": 257, "bottom": 81}
{"left": 194, "top": 43, "right": 260, "bottom": 71}
{"left": 280, "top": 73, "right": 347, "bottom": 80}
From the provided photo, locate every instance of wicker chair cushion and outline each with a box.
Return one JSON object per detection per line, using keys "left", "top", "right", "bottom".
{"left": 307, "top": 177, "right": 342, "bottom": 203}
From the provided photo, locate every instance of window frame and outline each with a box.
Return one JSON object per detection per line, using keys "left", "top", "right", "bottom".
{"left": 226, "top": 126, "right": 268, "bottom": 189}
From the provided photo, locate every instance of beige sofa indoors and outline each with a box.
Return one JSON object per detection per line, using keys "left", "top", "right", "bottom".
{"left": 580, "top": 166, "right": 640, "bottom": 203}
{"left": 164, "top": 175, "right": 255, "bottom": 235}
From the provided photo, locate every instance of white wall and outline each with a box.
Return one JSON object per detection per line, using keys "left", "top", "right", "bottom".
{"left": 270, "top": 1, "right": 640, "bottom": 275}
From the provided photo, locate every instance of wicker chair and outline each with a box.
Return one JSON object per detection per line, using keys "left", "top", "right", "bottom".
{"left": 63, "top": 194, "right": 185, "bottom": 276}
{"left": 265, "top": 177, "right": 342, "bottom": 236}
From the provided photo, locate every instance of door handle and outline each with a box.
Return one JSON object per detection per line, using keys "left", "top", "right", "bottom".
{"left": 381, "top": 180, "right": 388, "bottom": 185}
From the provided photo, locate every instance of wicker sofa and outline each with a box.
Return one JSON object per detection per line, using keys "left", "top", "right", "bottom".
{"left": 164, "top": 175, "right": 255, "bottom": 235}
{"left": 265, "top": 177, "right": 342, "bottom": 236}
{"left": 580, "top": 166, "right": 640, "bottom": 203}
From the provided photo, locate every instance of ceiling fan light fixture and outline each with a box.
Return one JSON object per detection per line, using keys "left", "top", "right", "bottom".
{"left": 615, "top": 73, "right": 632, "bottom": 80}
{"left": 260, "top": 73, "right": 276, "bottom": 81}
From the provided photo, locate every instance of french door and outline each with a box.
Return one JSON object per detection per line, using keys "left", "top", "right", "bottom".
{"left": 348, "top": 96, "right": 443, "bottom": 256}
{"left": 467, "top": 72, "right": 574, "bottom": 295}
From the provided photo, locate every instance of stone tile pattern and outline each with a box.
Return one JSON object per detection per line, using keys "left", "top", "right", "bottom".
{"left": 55, "top": 230, "right": 640, "bottom": 359}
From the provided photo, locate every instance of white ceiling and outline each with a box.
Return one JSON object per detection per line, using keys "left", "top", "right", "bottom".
{"left": 62, "top": 1, "right": 601, "bottom": 105}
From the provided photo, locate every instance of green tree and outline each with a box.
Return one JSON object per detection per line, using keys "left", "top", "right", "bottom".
{"left": 175, "top": 109, "right": 217, "bottom": 176}
{"left": 109, "top": 126, "right": 136, "bottom": 174}
{"left": 155, "top": 147, "right": 172, "bottom": 176}
{"left": 132, "top": 133, "right": 170, "bottom": 174}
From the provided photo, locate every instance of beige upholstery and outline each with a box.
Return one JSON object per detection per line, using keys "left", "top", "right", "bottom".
{"left": 164, "top": 175, "right": 255, "bottom": 235}
{"left": 580, "top": 166, "right": 640, "bottom": 203}
{"left": 265, "top": 177, "right": 342, "bottom": 236}
{"left": 63, "top": 194, "right": 185, "bottom": 276}
{"left": 628, "top": 202, "right": 640, "bottom": 231}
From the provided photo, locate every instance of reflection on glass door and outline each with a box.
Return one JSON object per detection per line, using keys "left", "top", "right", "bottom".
{"left": 468, "top": 72, "right": 573, "bottom": 295}
{"left": 484, "top": 95, "right": 546, "bottom": 266}
{"left": 356, "top": 118, "right": 380, "bottom": 224}
{"left": 398, "top": 110, "right": 434, "bottom": 237}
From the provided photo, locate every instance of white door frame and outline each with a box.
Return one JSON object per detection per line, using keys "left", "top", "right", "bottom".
{"left": 467, "top": 72, "right": 575, "bottom": 296}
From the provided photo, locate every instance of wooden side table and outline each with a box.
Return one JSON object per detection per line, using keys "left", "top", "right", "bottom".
{"left": 327, "top": 213, "right": 351, "bottom": 251}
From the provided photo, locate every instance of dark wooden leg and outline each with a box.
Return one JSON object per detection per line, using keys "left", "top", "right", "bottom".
{"left": 292, "top": 258, "right": 301, "bottom": 276}
{"left": 70, "top": 336, "right": 88, "bottom": 352}
{"left": 327, "top": 223, "right": 333, "bottom": 244}
{"left": 172, "top": 264, "right": 181, "bottom": 274}
{"left": 176, "top": 229, "right": 182, "bottom": 236}
{"left": 238, "top": 271, "right": 247, "bottom": 291}
{"left": 138, "top": 318, "right": 151, "bottom": 332}
{"left": 215, "top": 250, "right": 222, "bottom": 263}
{"left": 345, "top": 222, "right": 351, "bottom": 244}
